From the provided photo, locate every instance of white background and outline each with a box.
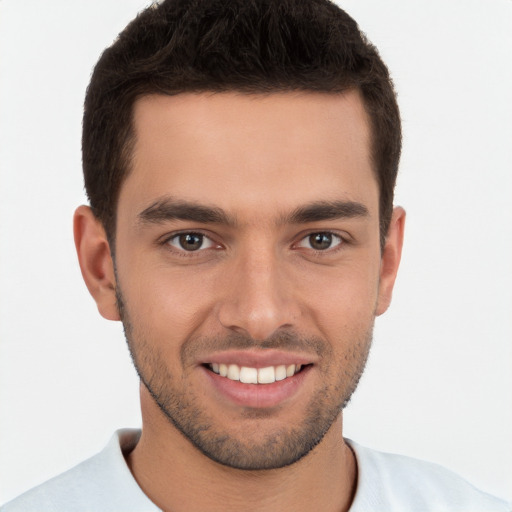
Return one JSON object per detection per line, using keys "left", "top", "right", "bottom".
{"left": 0, "top": 0, "right": 511, "bottom": 505}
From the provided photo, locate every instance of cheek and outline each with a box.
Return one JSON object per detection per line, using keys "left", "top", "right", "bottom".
{"left": 119, "top": 260, "right": 219, "bottom": 343}
{"left": 300, "top": 260, "right": 380, "bottom": 335}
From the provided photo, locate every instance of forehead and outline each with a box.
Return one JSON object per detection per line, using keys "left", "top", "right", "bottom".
{"left": 121, "top": 91, "right": 377, "bottom": 221}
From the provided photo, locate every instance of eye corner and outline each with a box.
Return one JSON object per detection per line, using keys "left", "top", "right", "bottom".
{"left": 160, "top": 230, "right": 223, "bottom": 254}
{"left": 294, "top": 231, "right": 345, "bottom": 252}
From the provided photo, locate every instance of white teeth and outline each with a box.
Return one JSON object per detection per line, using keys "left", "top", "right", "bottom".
{"left": 227, "top": 364, "right": 240, "bottom": 381}
{"left": 258, "top": 366, "right": 276, "bottom": 384}
{"left": 209, "top": 363, "right": 305, "bottom": 384}
{"left": 239, "top": 366, "right": 258, "bottom": 384}
{"left": 275, "top": 365, "right": 287, "bottom": 381}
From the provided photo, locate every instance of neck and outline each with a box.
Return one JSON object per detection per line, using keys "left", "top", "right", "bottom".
{"left": 126, "top": 391, "right": 357, "bottom": 512}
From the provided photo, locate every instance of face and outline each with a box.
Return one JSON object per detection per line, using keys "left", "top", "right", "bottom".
{"left": 84, "top": 91, "right": 403, "bottom": 470}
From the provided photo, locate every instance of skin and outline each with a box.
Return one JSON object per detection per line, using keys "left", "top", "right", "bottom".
{"left": 74, "top": 91, "right": 405, "bottom": 512}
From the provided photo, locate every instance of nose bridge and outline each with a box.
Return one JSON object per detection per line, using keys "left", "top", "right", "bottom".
{"left": 217, "top": 241, "right": 298, "bottom": 340}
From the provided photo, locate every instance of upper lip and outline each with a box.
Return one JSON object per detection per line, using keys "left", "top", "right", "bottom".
{"left": 198, "top": 349, "right": 317, "bottom": 368}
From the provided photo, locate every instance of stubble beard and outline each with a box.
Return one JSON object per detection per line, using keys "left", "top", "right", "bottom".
{"left": 116, "top": 287, "right": 373, "bottom": 471}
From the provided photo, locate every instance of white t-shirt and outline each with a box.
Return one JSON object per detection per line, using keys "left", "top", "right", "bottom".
{"left": 1, "top": 430, "right": 509, "bottom": 512}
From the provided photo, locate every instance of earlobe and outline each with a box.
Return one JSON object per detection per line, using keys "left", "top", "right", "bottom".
{"left": 73, "top": 205, "right": 120, "bottom": 321}
{"left": 375, "top": 206, "right": 406, "bottom": 316}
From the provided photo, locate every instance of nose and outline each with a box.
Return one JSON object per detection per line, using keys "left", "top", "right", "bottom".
{"left": 217, "top": 247, "right": 300, "bottom": 340}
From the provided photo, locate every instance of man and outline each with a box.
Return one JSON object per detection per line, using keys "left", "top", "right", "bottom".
{"left": 1, "top": 0, "right": 509, "bottom": 511}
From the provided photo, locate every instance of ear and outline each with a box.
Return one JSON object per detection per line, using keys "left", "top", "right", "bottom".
{"left": 73, "top": 205, "right": 120, "bottom": 321}
{"left": 375, "top": 206, "right": 406, "bottom": 316}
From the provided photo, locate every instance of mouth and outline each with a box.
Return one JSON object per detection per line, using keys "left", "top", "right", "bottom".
{"left": 205, "top": 363, "right": 307, "bottom": 384}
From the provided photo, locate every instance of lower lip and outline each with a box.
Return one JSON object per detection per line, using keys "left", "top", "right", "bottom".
{"left": 201, "top": 365, "right": 312, "bottom": 409}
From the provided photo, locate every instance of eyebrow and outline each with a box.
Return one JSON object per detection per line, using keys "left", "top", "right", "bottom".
{"left": 138, "top": 197, "right": 234, "bottom": 226}
{"left": 287, "top": 200, "right": 369, "bottom": 224}
{"left": 137, "top": 197, "right": 369, "bottom": 227}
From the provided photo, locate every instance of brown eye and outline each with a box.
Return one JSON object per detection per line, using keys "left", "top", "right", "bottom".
{"left": 179, "top": 233, "right": 203, "bottom": 251}
{"left": 297, "top": 232, "right": 342, "bottom": 251}
{"left": 168, "top": 233, "right": 215, "bottom": 252}
{"left": 309, "top": 233, "right": 333, "bottom": 250}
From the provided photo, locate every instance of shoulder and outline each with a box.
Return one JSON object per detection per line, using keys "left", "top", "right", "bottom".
{"left": 0, "top": 430, "right": 158, "bottom": 512}
{"left": 347, "top": 440, "right": 510, "bottom": 512}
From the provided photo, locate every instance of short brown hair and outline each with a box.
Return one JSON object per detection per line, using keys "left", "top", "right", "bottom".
{"left": 82, "top": 0, "right": 401, "bottom": 248}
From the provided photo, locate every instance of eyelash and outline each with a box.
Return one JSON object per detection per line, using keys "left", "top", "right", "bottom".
{"left": 294, "top": 231, "right": 346, "bottom": 254}
{"left": 159, "top": 230, "right": 348, "bottom": 256}
{"left": 161, "top": 231, "right": 221, "bottom": 255}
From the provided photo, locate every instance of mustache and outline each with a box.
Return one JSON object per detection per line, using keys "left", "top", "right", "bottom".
{"left": 181, "top": 330, "right": 328, "bottom": 365}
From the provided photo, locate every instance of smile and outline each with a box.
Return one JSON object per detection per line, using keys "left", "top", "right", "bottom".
{"left": 208, "top": 363, "right": 303, "bottom": 384}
